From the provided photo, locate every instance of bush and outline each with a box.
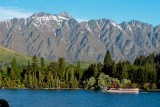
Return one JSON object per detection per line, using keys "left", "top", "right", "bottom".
{"left": 85, "top": 77, "right": 96, "bottom": 89}
{"left": 143, "top": 83, "right": 150, "bottom": 90}
{"left": 121, "top": 79, "right": 131, "bottom": 88}
{"left": 98, "top": 73, "right": 120, "bottom": 88}
{"left": 130, "top": 83, "right": 138, "bottom": 88}
{"left": 150, "top": 83, "right": 157, "bottom": 90}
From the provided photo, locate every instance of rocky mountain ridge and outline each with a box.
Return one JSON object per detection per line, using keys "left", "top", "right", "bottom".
{"left": 0, "top": 12, "right": 160, "bottom": 62}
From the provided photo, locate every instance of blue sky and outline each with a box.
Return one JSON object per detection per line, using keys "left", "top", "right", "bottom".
{"left": 0, "top": 0, "right": 160, "bottom": 26}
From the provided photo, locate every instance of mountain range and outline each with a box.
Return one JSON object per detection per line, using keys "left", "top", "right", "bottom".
{"left": 0, "top": 12, "right": 160, "bottom": 63}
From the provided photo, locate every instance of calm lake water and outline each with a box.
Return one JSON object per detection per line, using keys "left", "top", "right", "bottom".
{"left": 0, "top": 89, "right": 160, "bottom": 107}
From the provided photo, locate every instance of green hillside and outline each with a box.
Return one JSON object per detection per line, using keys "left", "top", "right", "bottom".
{"left": 67, "top": 61, "right": 94, "bottom": 70}
{"left": 0, "top": 46, "right": 91, "bottom": 69}
{"left": 0, "top": 46, "right": 32, "bottom": 67}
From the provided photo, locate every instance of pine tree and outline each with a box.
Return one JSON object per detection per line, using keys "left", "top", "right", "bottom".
{"left": 93, "top": 64, "right": 98, "bottom": 77}
{"left": 111, "top": 61, "right": 117, "bottom": 78}
{"left": 65, "top": 70, "right": 69, "bottom": 88}
{"left": 49, "top": 62, "right": 59, "bottom": 78}
{"left": 11, "top": 57, "right": 21, "bottom": 81}
{"left": 121, "top": 62, "right": 128, "bottom": 79}
{"left": 116, "top": 61, "right": 123, "bottom": 80}
{"left": 58, "top": 57, "right": 66, "bottom": 80}
{"left": 47, "top": 71, "right": 53, "bottom": 88}
{"left": 104, "top": 51, "right": 112, "bottom": 67}
{"left": 103, "top": 51, "right": 113, "bottom": 75}
{"left": 31, "top": 55, "right": 39, "bottom": 88}
{"left": 70, "top": 69, "right": 75, "bottom": 88}
{"left": 27, "top": 61, "right": 31, "bottom": 71}
{"left": 32, "top": 55, "right": 39, "bottom": 72}
{"left": 97, "top": 62, "right": 103, "bottom": 73}
{"left": 40, "top": 57, "right": 45, "bottom": 69}
{"left": 38, "top": 70, "right": 44, "bottom": 88}
{"left": 28, "top": 73, "right": 33, "bottom": 88}
{"left": 76, "top": 60, "right": 83, "bottom": 81}
{"left": 66, "top": 65, "right": 76, "bottom": 88}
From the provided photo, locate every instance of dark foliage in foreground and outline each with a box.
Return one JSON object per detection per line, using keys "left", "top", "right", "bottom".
{"left": 0, "top": 99, "right": 9, "bottom": 107}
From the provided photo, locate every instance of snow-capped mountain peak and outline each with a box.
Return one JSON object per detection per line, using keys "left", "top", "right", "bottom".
{"left": 0, "top": 12, "right": 160, "bottom": 63}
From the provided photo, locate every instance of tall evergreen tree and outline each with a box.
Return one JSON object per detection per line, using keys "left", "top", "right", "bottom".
{"left": 11, "top": 57, "right": 21, "bottom": 80}
{"left": 40, "top": 57, "right": 45, "bottom": 69}
{"left": 58, "top": 57, "right": 66, "bottom": 80}
{"left": 103, "top": 51, "right": 113, "bottom": 75}
{"left": 111, "top": 61, "right": 117, "bottom": 78}
{"left": 27, "top": 61, "right": 31, "bottom": 71}
{"left": 48, "top": 62, "right": 59, "bottom": 77}
{"left": 76, "top": 60, "right": 83, "bottom": 81}
{"left": 31, "top": 55, "right": 39, "bottom": 88}
{"left": 116, "top": 61, "right": 123, "bottom": 80}
{"left": 65, "top": 68, "right": 69, "bottom": 88}
{"left": 47, "top": 71, "right": 53, "bottom": 88}
{"left": 93, "top": 64, "right": 98, "bottom": 77}
{"left": 97, "top": 62, "right": 103, "bottom": 73}
{"left": 104, "top": 51, "right": 112, "bottom": 67}
{"left": 38, "top": 70, "right": 44, "bottom": 87}
{"left": 32, "top": 55, "right": 39, "bottom": 71}
{"left": 70, "top": 68, "right": 75, "bottom": 88}
{"left": 121, "top": 62, "right": 128, "bottom": 79}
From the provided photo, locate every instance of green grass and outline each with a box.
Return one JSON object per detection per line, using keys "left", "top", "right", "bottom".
{"left": 0, "top": 46, "right": 32, "bottom": 67}
{"left": 0, "top": 46, "right": 50, "bottom": 67}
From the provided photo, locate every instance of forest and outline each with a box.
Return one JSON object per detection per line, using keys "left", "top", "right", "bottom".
{"left": 0, "top": 51, "right": 160, "bottom": 91}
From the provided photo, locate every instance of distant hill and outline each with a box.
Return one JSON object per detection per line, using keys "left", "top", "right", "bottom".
{"left": 0, "top": 46, "right": 90, "bottom": 69}
{"left": 0, "top": 46, "right": 32, "bottom": 67}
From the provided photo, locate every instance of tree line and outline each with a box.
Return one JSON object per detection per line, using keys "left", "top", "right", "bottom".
{"left": 0, "top": 56, "right": 82, "bottom": 89}
{"left": 0, "top": 51, "right": 160, "bottom": 90}
{"left": 82, "top": 51, "right": 159, "bottom": 90}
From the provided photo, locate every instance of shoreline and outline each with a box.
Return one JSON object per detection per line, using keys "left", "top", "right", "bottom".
{"left": 0, "top": 87, "right": 83, "bottom": 90}
{"left": 1, "top": 87, "right": 160, "bottom": 92}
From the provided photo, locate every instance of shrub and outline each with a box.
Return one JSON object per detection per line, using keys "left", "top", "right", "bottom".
{"left": 143, "top": 83, "right": 150, "bottom": 90}
{"left": 150, "top": 83, "right": 157, "bottom": 90}
{"left": 85, "top": 77, "right": 96, "bottom": 89}
{"left": 121, "top": 79, "right": 131, "bottom": 88}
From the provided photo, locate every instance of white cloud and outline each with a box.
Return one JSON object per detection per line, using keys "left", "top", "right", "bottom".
{"left": 0, "top": 7, "right": 33, "bottom": 21}
{"left": 0, "top": 7, "right": 89, "bottom": 23}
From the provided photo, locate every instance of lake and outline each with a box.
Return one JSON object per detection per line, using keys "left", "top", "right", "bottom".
{"left": 0, "top": 89, "right": 160, "bottom": 107}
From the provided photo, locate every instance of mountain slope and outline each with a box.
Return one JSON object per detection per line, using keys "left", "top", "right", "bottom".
{"left": 0, "top": 46, "right": 32, "bottom": 66}
{"left": 0, "top": 12, "right": 160, "bottom": 62}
